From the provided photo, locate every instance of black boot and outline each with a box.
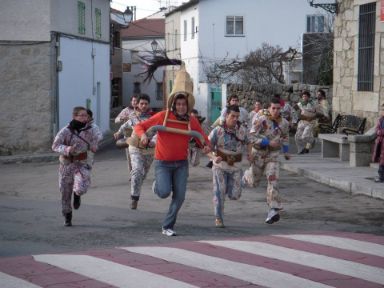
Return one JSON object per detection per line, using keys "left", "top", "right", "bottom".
{"left": 64, "top": 212, "right": 72, "bottom": 226}
{"left": 131, "top": 196, "right": 139, "bottom": 210}
{"left": 73, "top": 193, "right": 81, "bottom": 210}
{"left": 206, "top": 160, "right": 213, "bottom": 168}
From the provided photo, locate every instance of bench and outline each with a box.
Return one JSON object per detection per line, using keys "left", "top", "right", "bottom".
{"left": 319, "top": 114, "right": 366, "bottom": 135}
{"left": 318, "top": 133, "right": 350, "bottom": 161}
{"left": 348, "top": 127, "right": 376, "bottom": 167}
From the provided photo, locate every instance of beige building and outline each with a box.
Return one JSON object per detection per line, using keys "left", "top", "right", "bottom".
{"left": 333, "top": 0, "right": 384, "bottom": 128}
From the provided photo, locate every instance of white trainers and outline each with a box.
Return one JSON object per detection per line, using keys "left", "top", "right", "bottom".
{"left": 162, "top": 228, "right": 176, "bottom": 236}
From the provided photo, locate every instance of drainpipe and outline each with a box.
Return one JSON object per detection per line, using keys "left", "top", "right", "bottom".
{"left": 53, "top": 32, "right": 60, "bottom": 136}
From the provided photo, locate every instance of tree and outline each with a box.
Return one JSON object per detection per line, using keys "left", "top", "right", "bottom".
{"left": 205, "top": 43, "right": 298, "bottom": 85}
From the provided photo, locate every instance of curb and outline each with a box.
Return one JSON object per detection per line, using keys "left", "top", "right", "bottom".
{"left": 281, "top": 161, "right": 384, "bottom": 200}
{"left": 0, "top": 133, "right": 114, "bottom": 165}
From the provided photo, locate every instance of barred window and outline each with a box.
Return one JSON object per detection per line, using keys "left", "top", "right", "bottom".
{"left": 226, "top": 16, "right": 243, "bottom": 36}
{"left": 357, "top": 2, "right": 376, "bottom": 91}
{"left": 95, "top": 8, "right": 102, "bottom": 39}
{"left": 78, "top": 1, "right": 86, "bottom": 35}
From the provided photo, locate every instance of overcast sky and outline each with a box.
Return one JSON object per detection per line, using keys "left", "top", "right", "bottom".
{"left": 111, "top": 0, "right": 185, "bottom": 20}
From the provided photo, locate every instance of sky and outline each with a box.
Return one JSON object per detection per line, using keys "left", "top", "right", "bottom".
{"left": 110, "top": 0, "right": 185, "bottom": 20}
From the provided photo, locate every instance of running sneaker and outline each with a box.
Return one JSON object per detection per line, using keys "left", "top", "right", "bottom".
{"left": 162, "top": 228, "right": 176, "bottom": 236}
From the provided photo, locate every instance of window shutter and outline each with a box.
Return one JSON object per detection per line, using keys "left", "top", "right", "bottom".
{"left": 78, "top": 1, "right": 86, "bottom": 35}
{"left": 95, "top": 8, "right": 102, "bottom": 39}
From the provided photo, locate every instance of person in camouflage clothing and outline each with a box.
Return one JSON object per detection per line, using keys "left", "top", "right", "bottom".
{"left": 208, "top": 105, "right": 249, "bottom": 228}
{"left": 114, "top": 94, "right": 156, "bottom": 210}
{"left": 115, "top": 95, "right": 138, "bottom": 124}
{"left": 52, "top": 106, "right": 101, "bottom": 226}
{"left": 115, "top": 95, "right": 139, "bottom": 177}
{"left": 243, "top": 97, "right": 291, "bottom": 224}
{"left": 294, "top": 91, "right": 322, "bottom": 154}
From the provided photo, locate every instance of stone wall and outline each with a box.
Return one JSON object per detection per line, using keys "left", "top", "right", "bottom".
{"left": 226, "top": 83, "right": 332, "bottom": 111}
{"left": 333, "top": 0, "right": 384, "bottom": 130}
{"left": 0, "top": 42, "right": 54, "bottom": 155}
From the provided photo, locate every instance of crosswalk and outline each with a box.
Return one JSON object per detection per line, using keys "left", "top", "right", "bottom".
{"left": 1, "top": 231, "right": 384, "bottom": 288}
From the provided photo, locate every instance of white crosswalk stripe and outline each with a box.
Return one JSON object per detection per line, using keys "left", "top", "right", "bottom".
{"left": 0, "top": 272, "right": 42, "bottom": 288}
{"left": 34, "top": 254, "right": 198, "bottom": 288}
{"left": 276, "top": 234, "right": 384, "bottom": 257}
{"left": 1, "top": 233, "right": 383, "bottom": 288}
{"left": 122, "top": 246, "right": 334, "bottom": 288}
{"left": 202, "top": 239, "right": 384, "bottom": 285}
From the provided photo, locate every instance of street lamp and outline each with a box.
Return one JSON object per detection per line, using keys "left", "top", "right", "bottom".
{"left": 123, "top": 7, "right": 133, "bottom": 25}
{"left": 151, "top": 39, "right": 159, "bottom": 53}
{"left": 308, "top": 0, "right": 339, "bottom": 14}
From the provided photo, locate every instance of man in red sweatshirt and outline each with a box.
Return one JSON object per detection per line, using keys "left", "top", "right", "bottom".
{"left": 134, "top": 67, "right": 210, "bottom": 236}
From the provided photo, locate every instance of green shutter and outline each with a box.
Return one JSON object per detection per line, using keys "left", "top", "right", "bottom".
{"left": 78, "top": 1, "right": 86, "bottom": 35}
{"left": 95, "top": 8, "right": 102, "bottom": 39}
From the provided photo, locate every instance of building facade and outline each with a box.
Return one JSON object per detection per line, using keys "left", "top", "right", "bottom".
{"left": 165, "top": 0, "right": 324, "bottom": 123}
{"left": 0, "top": 0, "right": 110, "bottom": 154}
{"left": 120, "top": 17, "right": 165, "bottom": 110}
{"left": 333, "top": 0, "right": 384, "bottom": 128}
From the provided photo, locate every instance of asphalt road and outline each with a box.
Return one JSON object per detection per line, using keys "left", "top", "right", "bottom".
{"left": 1, "top": 143, "right": 383, "bottom": 257}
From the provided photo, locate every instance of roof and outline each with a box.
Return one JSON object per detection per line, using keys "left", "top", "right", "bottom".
{"left": 166, "top": 0, "right": 199, "bottom": 17}
{"left": 120, "top": 18, "right": 165, "bottom": 39}
{"left": 110, "top": 8, "right": 129, "bottom": 26}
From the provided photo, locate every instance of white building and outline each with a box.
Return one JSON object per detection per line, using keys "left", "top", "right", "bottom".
{"left": 165, "top": 0, "right": 324, "bottom": 123}
{"left": 0, "top": 0, "right": 110, "bottom": 154}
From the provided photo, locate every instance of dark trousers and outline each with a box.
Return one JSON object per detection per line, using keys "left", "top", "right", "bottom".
{"left": 379, "top": 165, "right": 384, "bottom": 180}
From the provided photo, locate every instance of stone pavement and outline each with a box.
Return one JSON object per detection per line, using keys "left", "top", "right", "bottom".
{"left": 281, "top": 152, "right": 384, "bottom": 200}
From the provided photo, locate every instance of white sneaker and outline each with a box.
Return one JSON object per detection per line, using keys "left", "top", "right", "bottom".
{"left": 162, "top": 228, "right": 176, "bottom": 236}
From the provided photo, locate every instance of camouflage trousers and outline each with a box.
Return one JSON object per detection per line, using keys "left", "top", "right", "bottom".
{"left": 59, "top": 162, "right": 91, "bottom": 215}
{"left": 295, "top": 120, "right": 315, "bottom": 152}
{"left": 212, "top": 166, "right": 242, "bottom": 221}
{"left": 125, "top": 148, "right": 132, "bottom": 180}
{"left": 243, "top": 149, "right": 283, "bottom": 210}
{"left": 188, "top": 146, "right": 201, "bottom": 166}
{"left": 129, "top": 150, "right": 154, "bottom": 199}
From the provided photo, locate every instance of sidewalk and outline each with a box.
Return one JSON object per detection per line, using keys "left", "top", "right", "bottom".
{"left": 281, "top": 152, "right": 384, "bottom": 200}
{"left": 0, "top": 133, "right": 114, "bottom": 164}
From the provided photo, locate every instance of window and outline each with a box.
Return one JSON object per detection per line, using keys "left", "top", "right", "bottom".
{"left": 78, "top": 1, "right": 86, "bottom": 35}
{"left": 306, "top": 15, "right": 325, "bottom": 32}
{"left": 113, "top": 30, "right": 120, "bottom": 48}
{"left": 95, "top": 8, "right": 101, "bottom": 39}
{"left": 357, "top": 2, "right": 376, "bottom": 91}
{"left": 133, "top": 82, "right": 141, "bottom": 94}
{"left": 183, "top": 20, "right": 187, "bottom": 41}
{"left": 156, "top": 82, "right": 163, "bottom": 101}
{"left": 191, "top": 17, "right": 195, "bottom": 39}
{"left": 226, "top": 16, "right": 243, "bottom": 36}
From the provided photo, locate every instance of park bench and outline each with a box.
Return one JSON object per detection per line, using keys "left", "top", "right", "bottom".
{"left": 348, "top": 127, "right": 376, "bottom": 167}
{"left": 318, "top": 114, "right": 367, "bottom": 162}
{"left": 319, "top": 114, "right": 366, "bottom": 135}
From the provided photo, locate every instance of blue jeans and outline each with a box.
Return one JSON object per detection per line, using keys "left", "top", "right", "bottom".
{"left": 153, "top": 159, "right": 189, "bottom": 230}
